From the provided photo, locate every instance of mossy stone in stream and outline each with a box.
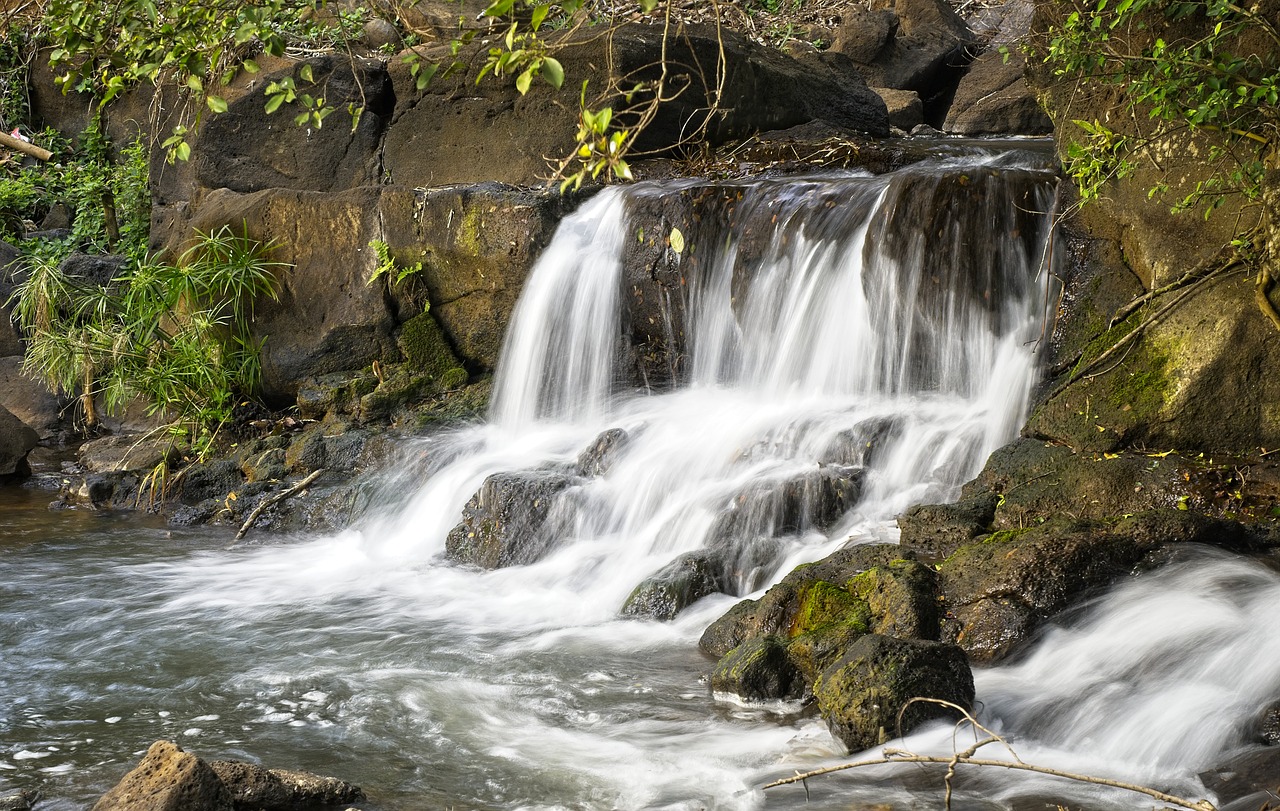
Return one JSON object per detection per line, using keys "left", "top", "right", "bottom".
{"left": 709, "top": 635, "right": 807, "bottom": 702}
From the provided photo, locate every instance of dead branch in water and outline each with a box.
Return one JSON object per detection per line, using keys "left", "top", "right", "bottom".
{"left": 233, "top": 469, "right": 326, "bottom": 542}
{"left": 762, "top": 698, "right": 1217, "bottom": 811}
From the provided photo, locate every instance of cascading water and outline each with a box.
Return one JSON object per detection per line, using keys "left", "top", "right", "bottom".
{"left": 8, "top": 144, "right": 1270, "bottom": 811}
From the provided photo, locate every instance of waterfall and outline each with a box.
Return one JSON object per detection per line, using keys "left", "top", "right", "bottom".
{"left": 2, "top": 146, "right": 1089, "bottom": 811}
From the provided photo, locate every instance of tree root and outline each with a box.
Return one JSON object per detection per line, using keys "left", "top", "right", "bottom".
{"left": 1255, "top": 266, "right": 1280, "bottom": 331}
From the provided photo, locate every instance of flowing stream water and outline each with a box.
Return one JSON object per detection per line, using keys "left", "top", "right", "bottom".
{"left": 4, "top": 145, "right": 1278, "bottom": 810}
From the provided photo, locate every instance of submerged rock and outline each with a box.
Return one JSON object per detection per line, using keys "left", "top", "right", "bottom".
{"left": 445, "top": 470, "right": 576, "bottom": 568}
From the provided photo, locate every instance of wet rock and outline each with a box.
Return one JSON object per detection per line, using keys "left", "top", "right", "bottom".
{"left": 848, "top": 558, "right": 940, "bottom": 640}
{"left": 710, "top": 635, "right": 808, "bottom": 702}
{"left": 92, "top": 740, "right": 233, "bottom": 811}
{"left": 943, "top": 50, "right": 1052, "bottom": 135}
{"left": 0, "top": 404, "right": 38, "bottom": 479}
{"left": 713, "top": 465, "right": 865, "bottom": 541}
{"left": 176, "top": 459, "right": 245, "bottom": 504}
{"left": 820, "top": 416, "right": 902, "bottom": 467}
{"left": 1200, "top": 747, "right": 1280, "bottom": 807}
{"left": 622, "top": 552, "right": 726, "bottom": 620}
{"left": 938, "top": 510, "right": 1253, "bottom": 663}
{"left": 898, "top": 493, "right": 997, "bottom": 560}
{"left": 813, "top": 634, "right": 974, "bottom": 752}
{"left": 700, "top": 544, "right": 908, "bottom": 658}
{"left": 0, "top": 790, "right": 36, "bottom": 811}
{"left": 1254, "top": 699, "right": 1280, "bottom": 746}
{"left": 208, "top": 759, "right": 365, "bottom": 810}
{"left": 575, "top": 428, "right": 632, "bottom": 477}
{"left": 445, "top": 470, "right": 576, "bottom": 568}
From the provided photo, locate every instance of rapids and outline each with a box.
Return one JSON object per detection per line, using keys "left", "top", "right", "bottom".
{"left": 5, "top": 144, "right": 1273, "bottom": 811}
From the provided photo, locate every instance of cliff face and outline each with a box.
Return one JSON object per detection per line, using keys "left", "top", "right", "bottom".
{"left": 1024, "top": 0, "right": 1280, "bottom": 455}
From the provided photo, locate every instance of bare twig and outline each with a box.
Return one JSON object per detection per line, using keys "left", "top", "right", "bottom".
{"left": 765, "top": 698, "right": 1216, "bottom": 811}
{"left": 233, "top": 468, "right": 325, "bottom": 542}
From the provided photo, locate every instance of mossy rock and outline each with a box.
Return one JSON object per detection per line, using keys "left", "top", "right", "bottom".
{"left": 848, "top": 559, "right": 940, "bottom": 640}
{"left": 296, "top": 370, "right": 378, "bottom": 421}
{"left": 396, "top": 311, "right": 466, "bottom": 382}
{"left": 709, "top": 635, "right": 807, "bottom": 702}
{"left": 813, "top": 634, "right": 974, "bottom": 752}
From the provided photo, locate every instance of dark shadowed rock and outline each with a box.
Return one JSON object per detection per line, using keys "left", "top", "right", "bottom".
{"left": 92, "top": 740, "right": 233, "bottom": 811}
{"left": 873, "top": 87, "right": 924, "bottom": 131}
{"left": 193, "top": 55, "right": 392, "bottom": 194}
{"left": 1200, "top": 748, "right": 1280, "bottom": 808}
{"left": 622, "top": 552, "right": 726, "bottom": 620}
{"left": 1254, "top": 699, "right": 1280, "bottom": 746}
{"left": 0, "top": 241, "right": 24, "bottom": 357}
{"left": 813, "top": 634, "right": 974, "bottom": 752}
{"left": 208, "top": 759, "right": 365, "bottom": 810}
{"left": 0, "top": 404, "right": 38, "bottom": 480}
{"left": 943, "top": 50, "right": 1052, "bottom": 135}
{"left": 445, "top": 470, "right": 576, "bottom": 568}
{"left": 831, "top": 0, "right": 976, "bottom": 104}
{"left": 382, "top": 23, "right": 887, "bottom": 188}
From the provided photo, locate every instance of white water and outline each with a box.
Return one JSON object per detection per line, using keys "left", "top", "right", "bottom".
{"left": 10, "top": 148, "right": 1275, "bottom": 810}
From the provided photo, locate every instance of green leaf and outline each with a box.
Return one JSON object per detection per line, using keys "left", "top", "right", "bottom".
{"left": 299, "top": 64, "right": 314, "bottom": 84}
{"left": 186, "top": 74, "right": 203, "bottom": 92}
{"left": 638, "top": 0, "right": 659, "bottom": 11}
{"left": 174, "top": 141, "right": 191, "bottom": 162}
{"left": 264, "top": 92, "right": 286, "bottom": 114}
{"left": 541, "top": 57, "right": 564, "bottom": 89}
{"left": 531, "top": 3, "right": 550, "bottom": 30}
{"left": 516, "top": 66, "right": 534, "bottom": 95}
{"left": 415, "top": 63, "right": 439, "bottom": 90}
{"left": 206, "top": 94, "right": 228, "bottom": 113}
{"left": 243, "top": 59, "right": 260, "bottom": 75}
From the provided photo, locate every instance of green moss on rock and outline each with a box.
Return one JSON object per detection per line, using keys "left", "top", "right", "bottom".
{"left": 397, "top": 311, "right": 467, "bottom": 382}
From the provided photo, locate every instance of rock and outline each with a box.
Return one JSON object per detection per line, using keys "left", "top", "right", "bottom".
{"left": 820, "top": 416, "right": 903, "bottom": 467}
{"left": 622, "top": 552, "right": 726, "bottom": 620}
{"left": 445, "top": 470, "right": 576, "bottom": 568}
{"left": 813, "top": 634, "right": 974, "bottom": 752}
{"left": 1254, "top": 699, "right": 1280, "bottom": 745}
{"left": 938, "top": 510, "right": 1252, "bottom": 662}
{"left": 709, "top": 635, "right": 807, "bottom": 702}
{"left": 898, "top": 493, "right": 997, "bottom": 560}
{"left": 848, "top": 558, "right": 940, "bottom": 640}
{"left": 79, "top": 434, "right": 177, "bottom": 473}
{"left": 0, "top": 404, "right": 38, "bottom": 479}
{"left": 361, "top": 17, "right": 400, "bottom": 51}
{"left": 943, "top": 50, "right": 1052, "bottom": 135}
{"left": 712, "top": 465, "right": 865, "bottom": 540}
{"left": 830, "top": 0, "right": 977, "bottom": 103}
{"left": 395, "top": 311, "right": 465, "bottom": 382}
{"left": 296, "top": 371, "right": 378, "bottom": 421}
{"left": 0, "top": 790, "right": 36, "bottom": 811}
{"left": 0, "top": 355, "right": 70, "bottom": 438}
{"left": 193, "top": 55, "right": 392, "bottom": 195}
{"left": 872, "top": 87, "right": 924, "bottom": 131}
{"left": 208, "top": 759, "right": 365, "bottom": 810}
{"left": 382, "top": 23, "right": 887, "bottom": 188}
{"left": 575, "top": 428, "right": 632, "bottom": 477}
{"left": 700, "top": 543, "right": 908, "bottom": 658}
{"left": 1200, "top": 748, "right": 1280, "bottom": 808}
{"left": 59, "top": 251, "right": 129, "bottom": 287}
{"left": 92, "top": 740, "right": 233, "bottom": 811}
{"left": 176, "top": 459, "right": 245, "bottom": 504}
{"left": 0, "top": 241, "right": 25, "bottom": 357}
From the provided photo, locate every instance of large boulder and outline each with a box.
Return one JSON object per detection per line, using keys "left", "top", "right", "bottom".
{"left": 813, "top": 634, "right": 974, "bottom": 752}
{"left": 943, "top": 50, "right": 1053, "bottom": 135}
{"left": 830, "top": 0, "right": 977, "bottom": 109}
{"left": 0, "top": 404, "right": 38, "bottom": 480}
{"left": 937, "top": 511, "right": 1254, "bottom": 662}
{"left": 0, "top": 356, "right": 66, "bottom": 438}
{"left": 445, "top": 469, "right": 577, "bottom": 568}
{"left": 0, "top": 241, "right": 24, "bottom": 357}
{"left": 381, "top": 22, "right": 888, "bottom": 188}
{"left": 92, "top": 740, "right": 233, "bottom": 811}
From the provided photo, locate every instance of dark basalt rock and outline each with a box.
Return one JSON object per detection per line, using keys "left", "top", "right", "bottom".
{"left": 898, "top": 492, "right": 998, "bottom": 560}
{"left": 445, "top": 470, "right": 577, "bottom": 569}
{"left": 709, "top": 635, "right": 807, "bottom": 702}
{"left": 0, "top": 404, "right": 38, "bottom": 480}
{"left": 575, "top": 428, "right": 632, "bottom": 478}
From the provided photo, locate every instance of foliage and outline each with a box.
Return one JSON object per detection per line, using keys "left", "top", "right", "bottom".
{"left": 1037, "top": 0, "right": 1279, "bottom": 213}
{"left": 366, "top": 238, "right": 423, "bottom": 289}
{"left": 8, "top": 226, "right": 287, "bottom": 458}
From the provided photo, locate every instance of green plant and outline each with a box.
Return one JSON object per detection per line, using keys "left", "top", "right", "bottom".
{"left": 8, "top": 226, "right": 287, "bottom": 456}
{"left": 367, "top": 238, "right": 424, "bottom": 289}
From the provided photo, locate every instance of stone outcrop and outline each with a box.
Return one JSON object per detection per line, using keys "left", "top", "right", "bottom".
{"left": 943, "top": 50, "right": 1052, "bottom": 135}
{"left": 445, "top": 470, "right": 577, "bottom": 568}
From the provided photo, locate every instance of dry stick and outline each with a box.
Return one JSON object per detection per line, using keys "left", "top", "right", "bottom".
{"left": 763, "top": 754, "right": 1216, "bottom": 811}
{"left": 233, "top": 468, "right": 326, "bottom": 542}
{"left": 0, "top": 130, "right": 53, "bottom": 161}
